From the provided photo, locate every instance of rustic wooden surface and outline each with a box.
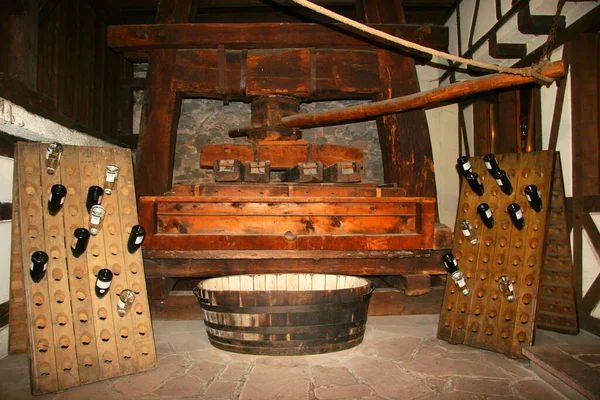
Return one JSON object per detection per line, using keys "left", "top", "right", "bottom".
{"left": 107, "top": 22, "right": 449, "bottom": 52}
{"left": 355, "top": 0, "right": 437, "bottom": 200}
{"left": 536, "top": 154, "right": 578, "bottom": 334}
{"left": 437, "top": 151, "right": 565, "bottom": 358}
{"left": 200, "top": 142, "right": 364, "bottom": 171}
{"left": 9, "top": 156, "right": 27, "bottom": 354}
{"left": 11, "top": 143, "right": 156, "bottom": 395}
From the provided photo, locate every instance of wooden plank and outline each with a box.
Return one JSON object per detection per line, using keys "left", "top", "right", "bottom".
{"left": 143, "top": 254, "right": 447, "bottom": 277}
{"left": 156, "top": 201, "right": 418, "bottom": 215}
{"left": 246, "top": 49, "right": 310, "bottom": 97}
{"left": 9, "top": 154, "right": 26, "bottom": 354}
{"left": 200, "top": 143, "right": 363, "bottom": 170}
{"left": 107, "top": 23, "right": 449, "bottom": 51}
{"left": 16, "top": 143, "right": 59, "bottom": 393}
{"left": 135, "top": 49, "right": 181, "bottom": 197}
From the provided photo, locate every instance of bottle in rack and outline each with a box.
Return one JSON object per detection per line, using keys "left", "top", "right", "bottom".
{"left": 459, "top": 220, "right": 478, "bottom": 245}
{"left": 30, "top": 251, "right": 49, "bottom": 283}
{"left": 493, "top": 170, "right": 513, "bottom": 195}
{"left": 71, "top": 228, "right": 91, "bottom": 258}
{"left": 483, "top": 153, "right": 500, "bottom": 175}
{"left": 45, "top": 142, "right": 63, "bottom": 175}
{"left": 117, "top": 289, "right": 135, "bottom": 317}
{"left": 498, "top": 276, "right": 516, "bottom": 302}
{"left": 95, "top": 269, "right": 113, "bottom": 298}
{"left": 507, "top": 203, "right": 525, "bottom": 230}
{"left": 477, "top": 203, "right": 494, "bottom": 229}
{"left": 525, "top": 185, "right": 543, "bottom": 212}
{"left": 89, "top": 205, "right": 106, "bottom": 236}
{"left": 465, "top": 172, "right": 484, "bottom": 196}
{"left": 127, "top": 225, "right": 146, "bottom": 254}
{"left": 48, "top": 184, "right": 67, "bottom": 216}
{"left": 86, "top": 186, "right": 104, "bottom": 213}
{"left": 104, "top": 165, "right": 120, "bottom": 195}
{"left": 457, "top": 156, "right": 473, "bottom": 176}
{"left": 442, "top": 253, "right": 470, "bottom": 295}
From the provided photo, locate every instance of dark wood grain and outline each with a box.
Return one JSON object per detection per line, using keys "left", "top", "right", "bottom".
{"left": 107, "top": 22, "right": 449, "bottom": 52}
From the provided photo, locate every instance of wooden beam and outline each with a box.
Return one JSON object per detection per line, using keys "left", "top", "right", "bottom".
{"left": 173, "top": 48, "right": 381, "bottom": 101}
{"left": 353, "top": 0, "right": 437, "bottom": 201}
{"left": 107, "top": 22, "right": 449, "bottom": 52}
{"left": 280, "top": 61, "right": 565, "bottom": 129}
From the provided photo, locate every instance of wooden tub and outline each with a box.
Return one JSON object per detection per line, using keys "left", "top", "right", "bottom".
{"left": 193, "top": 273, "right": 374, "bottom": 355}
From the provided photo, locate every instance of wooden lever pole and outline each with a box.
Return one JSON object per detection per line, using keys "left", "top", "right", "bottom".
{"left": 281, "top": 61, "right": 565, "bottom": 129}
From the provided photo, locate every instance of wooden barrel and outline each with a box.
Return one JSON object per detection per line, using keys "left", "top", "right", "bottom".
{"left": 193, "top": 274, "right": 374, "bottom": 355}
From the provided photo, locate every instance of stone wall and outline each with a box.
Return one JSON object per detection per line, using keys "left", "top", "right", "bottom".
{"left": 172, "top": 99, "right": 384, "bottom": 185}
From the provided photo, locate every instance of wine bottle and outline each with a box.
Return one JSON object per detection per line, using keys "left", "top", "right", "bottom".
{"left": 465, "top": 172, "right": 484, "bottom": 196}
{"left": 477, "top": 203, "right": 494, "bottom": 229}
{"left": 483, "top": 153, "right": 500, "bottom": 174}
{"left": 30, "top": 251, "right": 49, "bottom": 283}
{"left": 104, "top": 165, "right": 120, "bottom": 195}
{"left": 127, "top": 225, "right": 146, "bottom": 254}
{"left": 95, "top": 269, "right": 113, "bottom": 298}
{"left": 507, "top": 203, "right": 525, "bottom": 230}
{"left": 71, "top": 228, "right": 90, "bottom": 258}
{"left": 524, "top": 185, "right": 542, "bottom": 212}
{"left": 442, "top": 253, "right": 470, "bottom": 295}
{"left": 498, "top": 276, "right": 515, "bottom": 302}
{"left": 459, "top": 220, "right": 478, "bottom": 245}
{"left": 86, "top": 186, "right": 104, "bottom": 213}
{"left": 48, "top": 184, "right": 67, "bottom": 216}
{"left": 89, "top": 205, "right": 106, "bottom": 236}
{"left": 117, "top": 289, "right": 135, "bottom": 317}
{"left": 493, "top": 170, "right": 513, "bottom": 195}
{"left": 45, "top": 142, "right": 63, "bottom": 175}
{"left": 457, "top": 156, "right": 473, "bottom": 176}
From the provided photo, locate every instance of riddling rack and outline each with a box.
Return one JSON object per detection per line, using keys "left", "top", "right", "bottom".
{"left": 437, "top": 150, "right": 578, "bottom": 358}
{"left": 12, "top": 143, "right": 156, "bottom": 394}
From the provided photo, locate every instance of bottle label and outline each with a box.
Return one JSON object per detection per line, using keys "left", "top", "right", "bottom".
{"left": 96, "top": 280, "right": 111, "bottom": 289}
{"left": 456, "top": 277, "right": 466, "bottom": 287}
{"left": 452, "top": 259, "right": 458, "bottom": 267}
{"left": 98, "top": 195, "right": 103, "bottom": 204}
{"left": 117, "top": 299, "right": 126, "bottom": 309}
{"left": 49, "top": 193, "right": 53, "bottom": 202}
{"left": 461, "top": 229, "right": 471, "bottom": 237}
{"left": 46, "top": 147, "right": 52, "bottom": 159}
{"left": 485, "top": 209, "right": 492, "bottom": 218}
{"left": 462, "top": 161, "right": 471, "bottom": 171}
{"left": 508, "top": 282, "right": 514, "bottom": 292}
{"left": 71, "top": 237, "right": 78, "bottom": 250}
{"left": 485, "top": 161, "right": 492, "bottom": 170}
{"left": 526, "top": 194, "right": 531, "bottom": 202}
{"left": 60, "top": 196, "right": 65, "bottom": 205}
{"left": 106, "top": 172, "right": 116, "bottom": 183}
{"left": 515, "top": 209, "right": 523, "bottom": 219}
{"left": 496, "top": 179, "right": 503, "bottom": 186}
{"left": 30, "top": 262, "right": 34, "bottom": 271}
{"left": 98, "top": 289, "right": 106, "bottom": 294}
{"left": 91, "top": 215, "right": 101, "bottom": 224}
{"left": 135, "top": 236, "right": 144, "bottom": 244}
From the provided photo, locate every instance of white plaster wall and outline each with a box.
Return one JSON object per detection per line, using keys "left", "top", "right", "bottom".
{"left": 0, "top": 98, "right": 113, "bottom": 359}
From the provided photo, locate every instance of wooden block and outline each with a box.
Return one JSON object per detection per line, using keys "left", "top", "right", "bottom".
{"left": 242, "top": 161, "right": 270, "bottom": 183}
{"left": 323, "top": 162, "right": 363, "bottom": 183}
{"left": 403, "top": 274, "right": 432, "bottom": 296}
{"left": 280, "top": 162, "right": 323, "bottom": 183}
{"left": 212, "top": 159, "right": 242, "bottom": 182}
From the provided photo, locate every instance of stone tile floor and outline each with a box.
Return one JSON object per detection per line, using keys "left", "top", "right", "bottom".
{"left": 2, "top": 314, "right": 600, "bottom": 399}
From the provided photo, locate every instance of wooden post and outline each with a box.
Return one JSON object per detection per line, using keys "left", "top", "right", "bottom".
{"left": 355, "top": 0, "right": 437, "bottom": 201}
{"left": 135, "top": 0, "right": 197, "bottom": 197}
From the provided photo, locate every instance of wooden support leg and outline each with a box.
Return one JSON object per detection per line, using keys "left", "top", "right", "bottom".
{"left": 403, "top": 274, "right": 431, "bottom": 296}
{"left": 146, "top": 277, "right": 175, "bottom": 300}
{"left": 356, "top": 0, "right": 438, "bottom": 200}
{"left": 136, "top": 49, "right": 181, "bottom": 197}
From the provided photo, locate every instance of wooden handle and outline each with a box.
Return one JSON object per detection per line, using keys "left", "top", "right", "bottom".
{"left": 281, "top": 61, "right": 566, "bottom": 129}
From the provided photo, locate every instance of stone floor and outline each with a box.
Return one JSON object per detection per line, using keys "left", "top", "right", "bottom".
{"left": 2, "top": 315, "right": 600, "bottom": 399}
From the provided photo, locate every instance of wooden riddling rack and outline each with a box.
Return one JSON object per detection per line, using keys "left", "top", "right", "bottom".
{"left": 437, "top": 151, "right": 578, "bottom": 358}
{"left": 10, "top": 143, "right": 156, "bottom": 395}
